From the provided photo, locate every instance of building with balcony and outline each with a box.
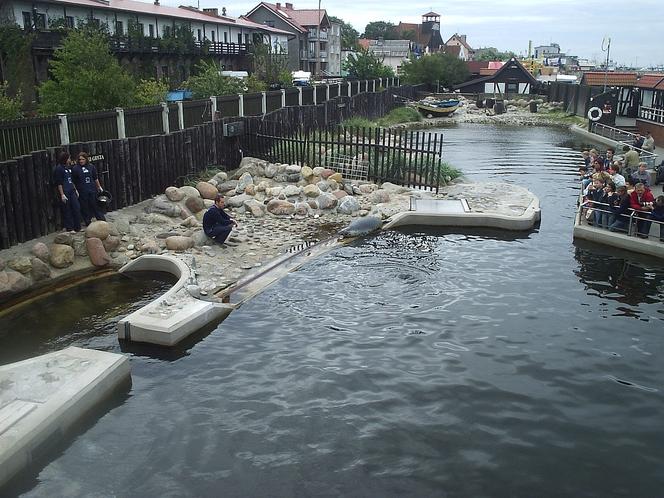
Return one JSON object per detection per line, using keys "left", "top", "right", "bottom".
{"left": 0, "top": 0, "right": 291, "bottom": 90}
{"left": 359, "top": 39, "right": 411, "bottom": 75}
{"left": 244, "top": 2, "right": 342, "bottom": 76}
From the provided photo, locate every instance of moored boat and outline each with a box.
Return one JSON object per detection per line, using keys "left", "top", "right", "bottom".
{"left": 416, "top": 98, "right": 460, "bottom": 118}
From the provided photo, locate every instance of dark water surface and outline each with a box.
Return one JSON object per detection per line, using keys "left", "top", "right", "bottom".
{"left": 8, "top": 124, "right": 664, "bottom": 497}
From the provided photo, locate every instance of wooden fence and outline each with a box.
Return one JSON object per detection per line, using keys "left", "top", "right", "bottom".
{"left": 0, "top": 84, "right": 418, "bottom": 249}
{"left": 0, "top": 77, "right": 402, "bottom": 162}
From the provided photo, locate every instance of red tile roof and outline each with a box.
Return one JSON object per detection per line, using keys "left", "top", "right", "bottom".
{"left": 635, "top": 74, "right": 664, "bottom": 89}
{"left": 357, "top": 38, "right": 370, "bottom": 50}
{"left": 582, "top": 71, "right": 638, "bottom": 87}
{"left": 467, "top": 61, "right": 489, "bottom": 74}
{"left": 252, "top": 2, "right": 328, "bottom": 32}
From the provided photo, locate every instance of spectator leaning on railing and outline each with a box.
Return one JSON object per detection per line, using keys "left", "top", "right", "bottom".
{"left": 642, "top": 132, "right": 655, "bottom": 152}
{"left": 629, "top": 183, "right": 655, "bottom": 238}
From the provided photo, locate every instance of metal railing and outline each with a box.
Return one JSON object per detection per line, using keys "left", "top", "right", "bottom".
{"left": 589, "top": 122, "right": 658, "bottom": 167}
{"left": 639, "top": 106, "right": 664, "bottom": 124}
{"left": 578, "top": 199, "right": 663, "bottom": 240}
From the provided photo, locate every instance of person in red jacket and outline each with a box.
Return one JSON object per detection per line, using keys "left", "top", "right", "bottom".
{"left": 629, "top": 183, "right": 655, "bottom": 237}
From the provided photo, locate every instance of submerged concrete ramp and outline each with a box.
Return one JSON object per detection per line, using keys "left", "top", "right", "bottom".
{"left": 0, "top": 347, "right": 130, "bottom": 487}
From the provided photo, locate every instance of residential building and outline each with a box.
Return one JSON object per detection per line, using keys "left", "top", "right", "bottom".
{"left": 534, "top": 43, "right": 561, "bottom": 59}
{"left": 444, "top": 34, "right": 474, "bottom": 61}
{"left": 454, "top": 58, "right": 537, "bottom": 95}
{"left": 245, "top": 2, "right": 342, "bottom": 76}
{"left": 359, "top": 39, "right": 410, "bottom": 75}
{"left": 395, "top": 11, "right": 444, "bottom": 56}
{"left": 0, "top": 0, "right": 291, "bottom": 89}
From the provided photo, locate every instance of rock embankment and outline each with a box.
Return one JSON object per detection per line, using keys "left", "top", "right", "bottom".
{"left": 0, "top": 157, "right": 414, "bottom": 300}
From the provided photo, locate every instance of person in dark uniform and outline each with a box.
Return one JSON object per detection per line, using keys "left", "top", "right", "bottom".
{"left": 203, "top": 193, "right": 237, "bottom": 243}
{"left": 53, "top": 151, "right": 82, "bottom": 232}
{"left": 72, "top": 152, "right": 105, "bottom": 224}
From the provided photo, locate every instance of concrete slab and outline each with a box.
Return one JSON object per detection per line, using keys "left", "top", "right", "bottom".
{"left": 0, "top": 347, "right": 130, "bottom": 487}
{"left": 117, "top": 255, "right": 233, "bottom": 346}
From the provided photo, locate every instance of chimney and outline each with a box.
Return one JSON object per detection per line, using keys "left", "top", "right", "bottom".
{"left": 461, "top": 35, "right": 466, "bottom": 42}
{"left": 276, "top": 2, "right": 281, "bottom": 8}
{"left": 154, "top": 0, "right": 159, "bottom": 5}
{"left": 203, "top": 7, "right": 219, "bottom": 16}
{"left": 285, "top": 3, "right": 293, "bottom": 9}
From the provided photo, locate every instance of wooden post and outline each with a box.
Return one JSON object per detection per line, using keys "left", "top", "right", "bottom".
{"left": 210, "top": 96, "right": 218, "bottom": 121}
{"left": 116, "top": 107, "right": 126, "bottom": 139}
{"left": 281, "top": 89, "right": 286, "bottom": 108}
{"left": 298, "top": 87, "right": 303, "bottom": 106}
{"left": 161, "top": 102, "right": 170, "bottom": 134}
{"left": 326, "top": 84, "right": 330, "bottom": 102}
{"left": 372, "top": 80, "right": 376, "bottom": 92}
{"left": 261, "top": 91, "right": 267, "bottom": 115}
{"left": 313, "top": 86, "right": 317, "bottom": 105}
{"left": 347, "top": 81, "right": 351, "bottom": 96}
{"left": 238, "top": 94, "right": 244, "bottom": 117}
{"left": 338, "top": 81, "right": 341, "bottom": 97}
{"left": 58, "top": 113, "right": 70, "bottom": 145}
{"left": 177, "top": 101, "right": 185, "bottom": 130}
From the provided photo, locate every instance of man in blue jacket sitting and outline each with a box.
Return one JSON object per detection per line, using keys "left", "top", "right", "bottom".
{"left": 203, "top": 193, "right": 237, "bottom": 244}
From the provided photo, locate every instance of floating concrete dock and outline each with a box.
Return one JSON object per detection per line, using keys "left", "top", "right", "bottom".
{"left": 0, "top": 347, "right": 130, "bottom": 487}
{"left": 385, "top": 183, "right": 541, "bottom": 231}
{"left": 117, "top": 255, "right": 233, "bottom": 346}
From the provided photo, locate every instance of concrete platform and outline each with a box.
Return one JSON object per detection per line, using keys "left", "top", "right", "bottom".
{"left": 117, "top": 255, "right": 233, "bottom": 346}
{"left": 0, "top": 347, "right": 130, "bottom": 487}
{"left": 384, "top": 186, "right": 541, "bottom": 231}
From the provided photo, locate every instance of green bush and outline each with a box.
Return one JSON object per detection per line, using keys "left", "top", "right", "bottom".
{"left": 0, "top": 81, "right": 22, "bottom": 120}
{"left": 185, "top": 60, "right": 245, "bottom": 99}
{"left": 341, "top": 116, "right": 376, "bottom": 129}
{"left": 133, "top": 78, "right": 168, "bottom": 107}
{"left": 376, "top": 106, "right": 421, "bottom": 126}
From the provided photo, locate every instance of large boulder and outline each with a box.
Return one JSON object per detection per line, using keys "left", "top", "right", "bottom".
{"left": 72, "top": 238, "right": 88, "bottom": 257}
{"left": 235, "top": 172, "right": 254, "bottom": 193}
{"left": 316, "top": 193, "right": 338, "bottom": 210}
{"left": 30, "top": 257, "right": 51, "bottom": 282}
{"left": 8, "top": 256, "right": 32, "bottom": 274}
{"left": 286, "top": 164, "right": 302, "bottom": 174}
{"left": 265, "top": 163, "right": 278, "bottom": 178}
{"left": 178, "top": 185, "right": 200, "bottom": 198}
{"left": 0, "top": 270, "right": 30, "bottom": 297}
{"left": 301, "top": 165, "right": 314, "bottom": 179}
{"left": 165, "top": 236, "right": 194, "bottom": 251}
{"left": 185, "top": 196, "right": 206, "bottom": 214}
{"left": 333, "top": 190, "right": 348, "bottom": 200}
{"left": 53, "top": 232, "right": 74, "bottom": 246}
{"left": 380, "top": 182, "right": 411, "bottom": 194}
{"left": 31, "top": 242, "right": 50, "bottom": 262}
{"left": 320, "top": 168, "right": 335, "bottom": 179}
{"left": 150, "top": 196, "right": 182, "bottom": 218}
{"left": 140, "top": 240, "right": 160, "bottom": 255}
{"left": 232, "top": 157, "right": 267, "bottom": 179}
{"left": 370, "top": 189, "right": 391, "bottom": 204}
{"left": 266, "top": 199, "right": 295, "bottom": 216}
{"left": 192, "top": 230, "right": 213, "bottom": 247}
{"left": 225, "top": 193, "right": 252, "bottom": 208}
{"left": 86, "top": 237, "right": 112, "bottom": 267}
{"left": 244, "top": 199, "right": 266, "bottom": 217}
{"left": 303, "top": 184, "right": 321, "bottom": 198}
{"left": 317, "top": 180, "right": 330, "bottom": 192}
{"left": 359, "top": 184, "right": 377, "bottom": 194}
{"left": 196, "top": 181, "right": 218, "bottom": 200}
{"left": 337, "top": 196, "right": 361, "bottom": 214}
{"left": 282, "top": 185, "right": 301, "bottom": 197}
{"left": 328, "top": 172, "right": 343, "bottom": 183}
{"left": 266, "top": 186, "right": 283, "bottom": 198}
{"left": 102, "top": 235, "right": 121, "bottom": 253}
{"left": 165, "top": 186, "right": 185, "bottom": 202}
{"left": 294, "top": 202, "right": 311, "bottom": 217}
{"left": 49, "top": 243, "right": 75, "bottom": 268}
{"left": 211, "top": 171, "right": 228, "bottom": 184}
{"left": 217, "top": 180, "right": 239, "bottom": 194}
{"left": 85, "top": 221, "right": 110, "bottom": 240}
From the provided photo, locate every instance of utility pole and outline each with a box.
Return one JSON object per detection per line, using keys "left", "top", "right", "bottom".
{"left": 602, "top": 37, "right": 611, "bottom": 93}
{"left": 317, "top": 0, "right": 322, "bottom": 77}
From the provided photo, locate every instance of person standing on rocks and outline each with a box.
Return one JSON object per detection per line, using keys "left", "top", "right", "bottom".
{"left": 72, "top": 152, "right": 106, "bottom": 224}
{"left": 52, "top": 151, "right": 82, "bottom": 232}
{"left": 203, "top": 193, "right": 237, "bottom": 244}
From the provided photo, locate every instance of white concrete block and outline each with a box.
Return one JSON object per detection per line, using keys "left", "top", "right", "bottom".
{"left": 0, "top": 347, "right": 130, "bottom": 487}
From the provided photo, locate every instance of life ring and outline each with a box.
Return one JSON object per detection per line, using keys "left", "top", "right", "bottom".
{"left": 587, "top": 107, "right": 603, "bottom": 121}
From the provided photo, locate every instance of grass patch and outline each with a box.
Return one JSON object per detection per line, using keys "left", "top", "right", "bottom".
{"left": 341, "top": 116, "right": 377, "bottom": 129}
{"left": 545, "top": 109, "right": 586, "bottom": 126}
{"left": 377, "top": 106, "right": 422, "bottom": 127}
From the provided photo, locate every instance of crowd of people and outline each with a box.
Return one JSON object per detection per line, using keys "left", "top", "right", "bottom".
{"left": 579, "top": 142, "right": 664, "bottom": 241}
{"left": 53, "top": 151, "right": 107, "bottom": 232}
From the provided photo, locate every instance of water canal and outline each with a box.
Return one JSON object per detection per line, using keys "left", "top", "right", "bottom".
{"left": 5, "top": 124, "right": 664, "bottom": 497}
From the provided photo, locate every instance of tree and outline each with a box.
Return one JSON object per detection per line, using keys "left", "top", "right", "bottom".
{"left": 474, "top": 47, "right": 516, "bottom": 61}
{"left": 400, "top": 53, "right": 469, "bottom": 88}
{"left": 343, "top": 49, "right": 394, "bottom": 79}
{"left": 38, "top": 30, "right": 134, "bottom": 114}
{"left": 0, "top": 81, "right": 22, "bottom": 120}
{"left": 252, "top": 42, "right": 289, "bottom": 86}
{"left": 133, "top": 79, "right": 168, "bottom": 106}
{"left": 184, "top": 60, "right": 245, "bottom": 98}
{"left": 362, "top": 21, "right": 397, "bottom": 40}
{"left": 329, "top": 16, "right": 359, "bottom": 50}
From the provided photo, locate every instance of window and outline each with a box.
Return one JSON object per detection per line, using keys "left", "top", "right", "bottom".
{"left": 148, "top": 24, "right": 154, "bottom": 37}
{"left": 137, "top": 22, "right": 144, "bottom": 35}
{"left": 211, "top": 31, "right": 215, "bottom": 42}
{"left": 115, "top": 21, "right": 124, "bottom": 35}
{"left": 223, "top": 32, "right": 228, "bottom": 43}
{"left": 264, "top": 20, "right": 275, "bottom": 27}
{"left": 163, "top": 25, "right": 171, "bottom": 37}
{"left": 88, "top": 17, "right": 100, "bottom": 29}
{"left": 65, "top": 16, "right": 74, "bottom": 28}
{"left": 237, "top": 33, "right": 242, "bottom": 44}
{"left": 34, "top": 13, "right": 46, "bottom": 30}
{"left": 244, "top": 33, "right": 249, "bottom": 44}
{"left": 22, "top": 12, "right": 31, "bottom": 30}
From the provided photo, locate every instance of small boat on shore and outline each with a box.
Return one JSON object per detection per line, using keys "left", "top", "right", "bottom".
{"left": 416, "top": 98, "right": 460, "bottom": 118}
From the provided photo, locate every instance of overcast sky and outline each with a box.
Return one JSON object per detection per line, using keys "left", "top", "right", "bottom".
{"left": 164, "top": 0, "right": 663, "bottom": 67}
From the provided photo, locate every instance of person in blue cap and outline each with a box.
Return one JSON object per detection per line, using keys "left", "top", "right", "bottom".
{"left": 72, "top": 151, "right": 106, "bottom": 224}
{"left": 203, "top": 193, "right": 237, "bottom": 244}
{"left": 52, "top": 151, "right": 82, "bottom": 232}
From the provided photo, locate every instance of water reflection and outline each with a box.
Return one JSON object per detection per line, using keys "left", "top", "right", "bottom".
{"left": 574, "top": 244, "right": 664, "bottom": 310}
